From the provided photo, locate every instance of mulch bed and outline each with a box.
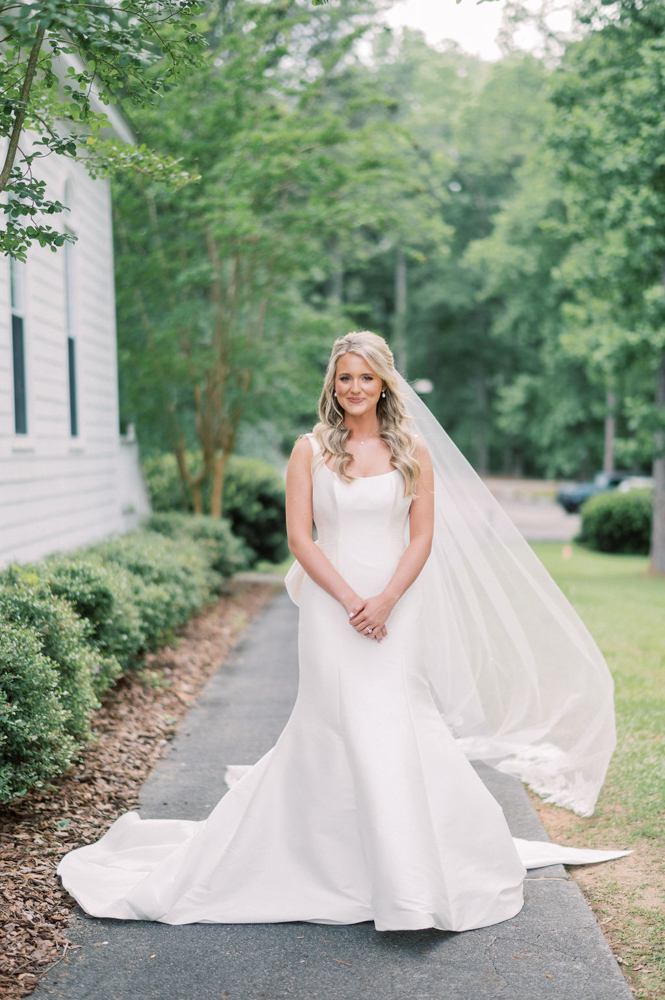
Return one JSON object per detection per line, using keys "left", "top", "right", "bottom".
{"left": 0, "top": 580, "right": 279, "bottom": 1000}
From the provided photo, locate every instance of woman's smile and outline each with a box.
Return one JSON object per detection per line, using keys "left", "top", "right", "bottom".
{"left": 334, "top": 353, "right": 384, "bottom": 417}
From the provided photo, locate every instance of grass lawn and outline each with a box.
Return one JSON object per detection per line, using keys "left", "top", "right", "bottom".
{"left": 531, "top": 543, "right": 665, "bottom": 1000}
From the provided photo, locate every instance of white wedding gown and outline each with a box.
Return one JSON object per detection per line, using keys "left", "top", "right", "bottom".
{"left": 57, "top": 436, "right": 627, "bottom": 932}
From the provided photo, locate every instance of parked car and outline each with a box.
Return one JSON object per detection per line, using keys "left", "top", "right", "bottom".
{"left": 557, "top": 471, "right": 633, "bottom": 513}
{"left": 617, "top": 475, "right": 654, "bottom": 493}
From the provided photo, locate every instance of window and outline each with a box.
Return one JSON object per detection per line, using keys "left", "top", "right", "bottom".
{"left": 9, "top": 255, "right": 27, "bottom": 435}
{"left": 64, "top": 237, "right": 78, "bottom": 437}
{"left": 67, "top": 335, "right": 78, "bottom": 437}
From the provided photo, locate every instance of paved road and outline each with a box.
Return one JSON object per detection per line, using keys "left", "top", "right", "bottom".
{"left": 38, "top": 592, "right": 631, "bottom": 1000}
{"left": 484, "top": 478, "right": 581, "bottom": 542}
{"left": 496, "top": 499, "right": 580, "bottom": 542}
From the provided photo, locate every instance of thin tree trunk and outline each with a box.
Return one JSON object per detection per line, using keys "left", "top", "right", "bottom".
{"left": 210, "top": 414, "right": 242, "bottom": 519}
{"left": 650, "top": 352, "right": 665, "bottom": 573}
{"left": 173, "top": 439, "right": 209, "bottom": 515}
{"left": 393, "top": 248, "right": 407, "bottom": 376}
{"left": 0, "top": 26, "right": 45, "bottom": 193}
{"left": 210, "top": 450, "right": 230, "bottom": 519}
{"left": 603, "top": 388, "right": 616, "bottom": 473}
{"left": 190, "top": 481, "right": 204, "bottom": 516}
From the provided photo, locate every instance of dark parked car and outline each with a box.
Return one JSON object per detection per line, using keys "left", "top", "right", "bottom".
{"left": 557, "top": 471, "right": 633, "bottom": 513}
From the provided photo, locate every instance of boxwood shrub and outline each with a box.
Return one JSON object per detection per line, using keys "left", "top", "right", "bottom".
{"left": 0, "top": 622, "right": 78, "bottom": 803}
{"left": 0, "top": 570, "right": 105, "bottom": 736}
{"left": 146, "top": 513, "right": 250, "bottom": 578}
{"left": 36, "top": 558, "right": 145, "bottom": 674}
{"left": 141, "top": 452, "right": 190, "bottom": 513}
{"left": 578, "top": 488, "right": 653, "bottom": 554}
{"left": 86, "top": 531, "right": 220, "bottom": 649}
{"left": 222, "top": 457, "right": 288, "bottom": 565}
{"left": 0, "top": 522, "right": 237, "bottom": 803}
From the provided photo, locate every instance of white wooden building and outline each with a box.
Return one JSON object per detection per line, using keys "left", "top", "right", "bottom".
{"left": 0, "top": 104, "right": 151, "bottom": 568}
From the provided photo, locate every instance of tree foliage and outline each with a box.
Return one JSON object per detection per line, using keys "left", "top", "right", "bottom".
{"left": 103, "top": 0, "right": 665, "bottom": 570}
{"left": 0, "top": 0, "right": 205, "bottom": 258}
{"left": 543, "top": 0, "right": 665, "bottom": 568}
{"left": 114, "top": 1, "right": 444, "bottom": 515}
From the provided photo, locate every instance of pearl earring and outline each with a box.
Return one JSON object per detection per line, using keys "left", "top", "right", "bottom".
{"left": 381, "top": 391, "right": 386, "bottom": 398}
{"left": 334, "top": 391, "right": 337, "bottom": 397}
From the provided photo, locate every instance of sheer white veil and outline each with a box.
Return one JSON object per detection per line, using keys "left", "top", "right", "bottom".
{"left": 398, "top": 373, "right": 615, "bottom": 817}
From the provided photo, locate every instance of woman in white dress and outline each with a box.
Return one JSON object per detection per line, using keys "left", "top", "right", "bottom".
{"left": 57, "top": 331, "right": 626, "bottom": 932}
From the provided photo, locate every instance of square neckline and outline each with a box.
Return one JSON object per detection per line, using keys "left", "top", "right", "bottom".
{"left": 323, "top": 462, "right": 400, "bottom": 482}
{"left": 307, "top": 433, "right": 399, "bottom": 481}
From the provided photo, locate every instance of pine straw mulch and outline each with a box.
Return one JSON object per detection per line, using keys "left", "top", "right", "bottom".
{"left": 0, "top": 580, "right": 279, "bottom": 1000}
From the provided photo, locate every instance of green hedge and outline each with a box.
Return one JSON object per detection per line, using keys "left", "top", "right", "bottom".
{"left": 146, "top": 513, "right": 250, "bottom": 578}
{"left": 86, "top": 531, "right": 220, "bottom": 648}
{"left": 0, "top": 623, "right": 78, "bottom": 802}
{"left": 0, "top": 522, "right": 242, "bottom": 804}
{"left": 39, "top": 558, "right": 145, "bottom": 673}
{"left": 578, "top": 488, "right": 653, "bottom": 554}
{"left": 0, "top": 571, "right": 104, "bottom": 738}
{"left": 223, "top": 458, "right": 289, "bottom": 565}
{"left": 142, "top": 452, "right": 288, "bottom": 565}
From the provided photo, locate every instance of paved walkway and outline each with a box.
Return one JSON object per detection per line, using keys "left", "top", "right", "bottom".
{"left": 38, "top": 592, "right": 631, "bottom": 1000}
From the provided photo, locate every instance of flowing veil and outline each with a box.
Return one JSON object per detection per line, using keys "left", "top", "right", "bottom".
{"left": 397, "top": 373, "right": 615, "bottom": 817}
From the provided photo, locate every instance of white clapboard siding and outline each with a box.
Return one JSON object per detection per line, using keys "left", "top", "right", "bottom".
{"left": 0, "top": 124, "right": 152, "bottom": 568}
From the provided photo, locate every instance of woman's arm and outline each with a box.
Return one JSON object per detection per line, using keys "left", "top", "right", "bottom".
{"left": 285, "top": 437, "right": 365, "bottom": 619}
{"left": 349, "top": 439, "right": 434, "bottom": 640}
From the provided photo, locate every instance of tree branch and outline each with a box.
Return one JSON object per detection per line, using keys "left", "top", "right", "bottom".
{"left": 0, "top": 24, "right": 46, "bottom": 194}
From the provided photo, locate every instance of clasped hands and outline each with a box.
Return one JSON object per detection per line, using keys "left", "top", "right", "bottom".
{"left": 344, "top": 592, "right": 396, "bottom": 643}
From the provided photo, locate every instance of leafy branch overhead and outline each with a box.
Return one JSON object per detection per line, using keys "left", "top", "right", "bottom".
{"left": 0, "top": 0, "right": 206, "bottom": 258}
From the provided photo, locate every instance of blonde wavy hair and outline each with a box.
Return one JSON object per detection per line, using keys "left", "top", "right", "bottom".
{"left": 312, "top": 331, "right": 420, "bottom": 498}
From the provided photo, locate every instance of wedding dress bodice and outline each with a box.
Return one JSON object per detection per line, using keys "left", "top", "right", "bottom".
{"left": 311, "top": 452, "right": 411, "bottom": 597}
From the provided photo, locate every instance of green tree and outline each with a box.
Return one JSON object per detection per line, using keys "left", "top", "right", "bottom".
{"left": 329, "top": 32, "right": 551, "bottom": 472}
{"left": 115, "top": 0, "right": 405, "bottom": 515}
{"left": 0, "top": 0, "right": 205, "bottom": 259}
{"left": 545, "top": 0, "right": 665, "bottom": 570}
{"left": 464, "top": 144, "right": 611, "bottom": 479}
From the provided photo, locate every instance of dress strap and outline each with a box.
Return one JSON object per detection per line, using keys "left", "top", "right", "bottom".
{"left": 306, "top": 432, "right": 322, "bottom": 456}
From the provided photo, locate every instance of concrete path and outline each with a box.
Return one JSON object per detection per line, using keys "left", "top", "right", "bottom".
{"left": 37, "top": 592, "right": 631, "bottom": 1000}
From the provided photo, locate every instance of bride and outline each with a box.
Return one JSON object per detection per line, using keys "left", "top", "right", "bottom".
{"left": 57, "top": 330, "right": 627, "bottom": 932}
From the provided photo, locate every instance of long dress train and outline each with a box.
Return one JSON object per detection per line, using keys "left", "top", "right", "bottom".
{"left": 57, "top": 436, "right": 627, "bottom": 932}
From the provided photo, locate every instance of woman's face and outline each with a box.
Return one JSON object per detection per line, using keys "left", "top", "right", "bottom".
{"left": 334, "top": 353, "right": 383, "bottom": 419}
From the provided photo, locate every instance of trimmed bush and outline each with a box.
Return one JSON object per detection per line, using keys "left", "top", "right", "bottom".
{"left": 0, "top": 524, "right": 235, "bottom": 801}
{"left": 146, "top": 513, "right": 250, "bottom": 578}
{"left": 87, "top": 531, "right": 219, "bottom": 648}
{"left": 0, "top": 622, "right": 78, "bottom": 803}
{"left": 578, "top": 488, "right": 653, "bottom": 554}
{"left": 0, "top": 571, "right": 104, "bottom": 737}
{"left": 36, "top": 558, "right": 145, "bottom": 675}
{"left": 142, "top": 451, "right": 287, "bottom": 565}
{"left": 141, "top": 452, "right": 190, "bottom": 512}
{"left": 223, "top": 457, "right": 288, "bottom": 565}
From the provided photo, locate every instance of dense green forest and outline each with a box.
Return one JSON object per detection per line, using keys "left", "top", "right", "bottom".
{"left": 110, "top": 0, "right": 665, "bottom": 565}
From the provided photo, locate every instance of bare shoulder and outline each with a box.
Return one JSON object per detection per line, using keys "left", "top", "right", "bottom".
{"left": 288, "top": 434, "right": 314, "bottom": 471}
{"left": 291, "top": 434, "right": 314, "bottom": 456}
